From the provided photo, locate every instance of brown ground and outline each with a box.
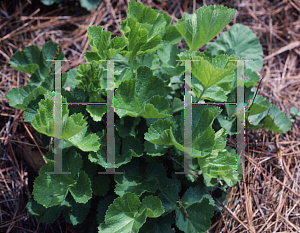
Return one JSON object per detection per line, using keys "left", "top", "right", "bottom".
{"left": 0, "top": 0, "right": 299, "bottom": 232}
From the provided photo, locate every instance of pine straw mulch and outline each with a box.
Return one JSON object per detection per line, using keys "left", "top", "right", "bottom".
{"left": 0, "top": 0, "right": 300, "bottom": 232}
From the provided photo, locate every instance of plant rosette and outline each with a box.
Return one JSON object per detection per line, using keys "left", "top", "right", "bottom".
{"left": 5, "top": 2, "right": 292, "bottom": 233}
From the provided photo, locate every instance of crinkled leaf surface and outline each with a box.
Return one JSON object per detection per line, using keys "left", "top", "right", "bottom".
{"left": 145, "top": 106, "right": 221, "bottom": 157}
{"left": 98, "top": 193, "right": 164, "bottom": 233}
{"left": 67, "top": 126, "right": 100, "bottom": 152}
{"left": 158, "top": 179, "right": 181, "bottom": 215}
{"left": 86, "top": 92, "right": 106, "bottom": 122}
{"left": 85, "top": 25, "right": 127, "bottom": 62}
{"left": 114, "top": 159, "right": 168, "bottom": 197}
{"left": 206, "top": 23, "right": 263, "bottom": 71}
{"left": 174, "top": 5, "right": 236, "bottom": 51}
{"left": 191, "top": 55, "right": 237, "bottom": 93}
{"left": 115, "top": 66, "right": 172, "bottom": 118}
{"left": 139, "top": 195, "right": 164, "bottom": 218}
{"left": 31, "top": 92, "right": 85, "bottom": 138}
{"left": 97, "top": 195, "right": 116, "bottom": 225}
{"left": 69, "top": 171, "right": 92, "bottom": 203}
{"left": 5, "top": 85, "right": 48, "bottom": 110}
{"left": 175, "top": 198, "right": 214, "bottom": 233}
{"left": 33, "top": 148, "right": 85, "bottom": 208}
{"left": 75, "top": 61, "right": 105, "bottom": 93}
{"left": 197, "top": 149, "right": 240, "bottom": 187}
{"left": 125, "top": 1, "right": 181, "bottom": 45}
{"left": 126, "top": 1, "right": 162, "bottom": 26}
{"left": 124, "top": 1, "right": 166, "bottom": 39}
{"left": 88, "top": 131, "right": 141, "bottom": 168}
{"left": 191, "top": 79, "right": 229, "bottom": 102}
{"left": 120, "top": 17, "right": 163, "bottom": 63}
{"left": 31, "top": 92, "right": 100, "bottom": 152}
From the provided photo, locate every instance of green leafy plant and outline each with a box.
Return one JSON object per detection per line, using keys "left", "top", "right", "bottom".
{"left": 40, "top": 0, "right": 101, "bottom": 11}
{"left": 5, "top": 2, "right": 292, "bottom": 232}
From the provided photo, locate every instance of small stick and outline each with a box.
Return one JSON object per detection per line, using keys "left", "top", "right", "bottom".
{"left": 48, "top": 45, "right": 60, "bottom": 76}
{"left": 275, "top": 132, "right": 283, "bottom": 170}
{"left": 177, "top": 196, "right": 189, "bottom": 220}
{"left": 231, "top": 99, "right": 252, "bottom": 118}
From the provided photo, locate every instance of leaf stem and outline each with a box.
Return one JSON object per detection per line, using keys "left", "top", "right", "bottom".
{"left": 196, "top": 88, "right": 206, "bottom": 102}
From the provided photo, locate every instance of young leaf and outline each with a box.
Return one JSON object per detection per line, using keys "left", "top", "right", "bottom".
{"left": 191, "top": 55, "right": 237, "bottom": 96}
{"left": 126, "top": 1, "right": 161, "bottom": 25}
{"left": 86, "top": 92, "right": 106, "bottom": 122}
{"left": 75, "top": 61, "right": 105, "bottom": 93}
{"left": 31, "top": 95, "right": 86, "bottom": 139}
{"left": 30, "top": 92, "right": 100, "bottom": 152}
{"left": 85, "top": 25, "right": 128, "bottom": 62}
{"left": 120, "top": 17, "right": 163, "bottom": 67}
{"left": 114, "top": 66, "right": 172, "bottom": 118}
{"left": 174, "top": 5, "right": 236, "bottom": 51}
